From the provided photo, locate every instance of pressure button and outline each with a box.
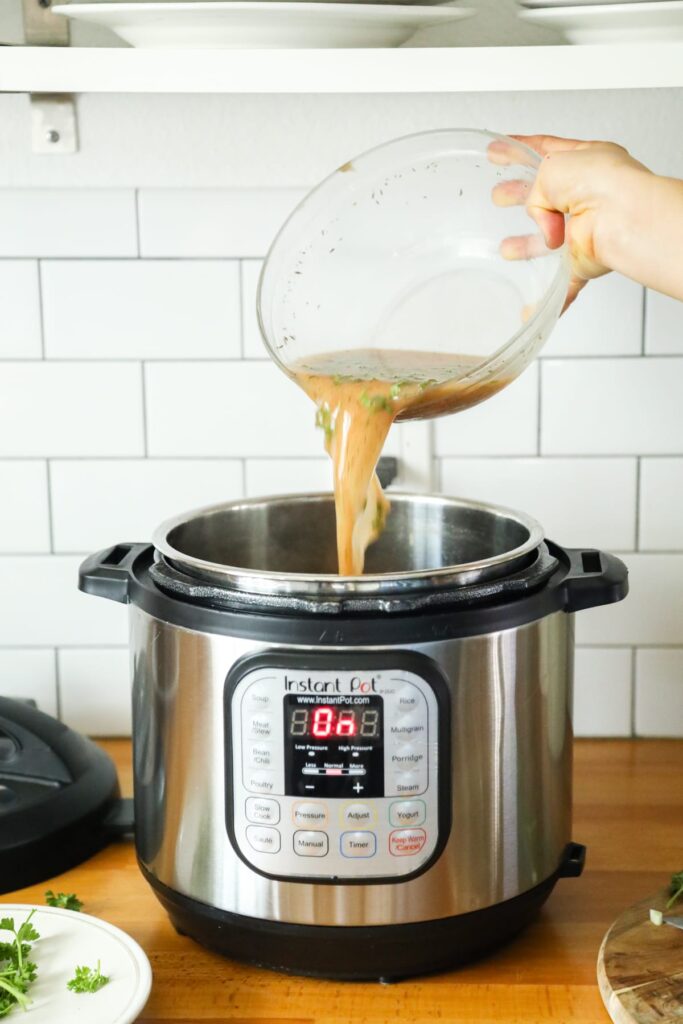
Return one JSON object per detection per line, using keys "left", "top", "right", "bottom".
{"left": 293, "top": 802, "right": 328, "bottom": 828}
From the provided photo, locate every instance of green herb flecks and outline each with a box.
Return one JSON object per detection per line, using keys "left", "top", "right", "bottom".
{"left": 45, "top": 891, "right": 82, "bottom": 912}
{"left": 418, "top": 378, "right": 438, "bottom": 392}
{"left": 67, "top": 961, "right": 109, "bottom": 995}
{"left": 372, "top": 504, "right": 387, "bottom": 534}
{"left": 667, "top": 870, "right": 683, "bottom": 909}
{"left": 359, "top": 391, "right": 393, "bottom": 414}
{"left": 0, "top": 911, "right": 39, "bottom": 1018}
{"left": 315, "top": 405, "right": 334, "bottom": 443}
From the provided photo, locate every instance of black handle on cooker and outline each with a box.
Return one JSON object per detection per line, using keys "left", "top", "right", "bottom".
{"left": 78, "top": 543, "right": 148, "bottom": 604}
{"left": 561, "top": 547, "right": 628, "bottom": 613}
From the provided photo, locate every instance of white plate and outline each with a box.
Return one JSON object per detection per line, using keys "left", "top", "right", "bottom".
{"left": 519, "top": 0, "right": 683, "bottom": 38}
{"left": 0, "top": 904, "right": 152, "bottom": 1024}
{"left": 53, "top": 0, "right": 474, "bottom": 47}
{"left": 518, "top": 0, "right": 665, "bottom": 9}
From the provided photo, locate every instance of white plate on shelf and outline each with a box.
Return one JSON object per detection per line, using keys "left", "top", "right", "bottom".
{"left": 53, "top": 1, "right": 474, "bottom": 47}
{"left": 519, "top": 0, "right": 683, "bottom": 39}
{"left": 0, "top": 904, "right": 152, "bottom": 1024}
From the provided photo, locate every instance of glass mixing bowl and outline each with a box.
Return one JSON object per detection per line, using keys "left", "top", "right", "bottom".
{"left": 257, "top": 128, "right": 569, "bottom": 417}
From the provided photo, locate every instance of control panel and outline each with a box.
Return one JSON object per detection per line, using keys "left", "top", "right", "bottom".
{"left": 226, "top": 655, "right": 448, "bottom": 881}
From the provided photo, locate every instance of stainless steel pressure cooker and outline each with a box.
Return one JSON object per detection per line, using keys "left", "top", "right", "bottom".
{"left": 79, "top": 493, "right": 627, "bottom": 980}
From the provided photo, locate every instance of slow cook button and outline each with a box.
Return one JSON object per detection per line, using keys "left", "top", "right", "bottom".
{"left": 389, "top": 828, "right": 427, "bottom": 857}
{"left": 245, "top": 796, "right": 280, "bottom": 826}
{"left": 294, "top": 831, "right": 329, "bottom": 857}
{"left": 247, "top": 743, "right": 274, "bottom": 769}
{"left": 245, "top": 713, "right": 274, "bottom": 740}
{"left": 246, "top": 825, "right": 281, "bottom": 854}
{"left": 389, "top": 800, "right": 426, "bottom": 828}
{"left": 342, "top": 802, "right": 375, "bottom": 827}
{"left": 341, "top": 831, "right": 376, "bottom": 858}
{"left": 293, "top": 801, "right": 328, "bottom": 828}
{"left": 245, "top": 770, "right": 277, "bottom": 794}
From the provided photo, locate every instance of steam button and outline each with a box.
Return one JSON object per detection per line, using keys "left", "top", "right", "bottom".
{"left": 246, "top": 825, "right": 281, "bottom": 854}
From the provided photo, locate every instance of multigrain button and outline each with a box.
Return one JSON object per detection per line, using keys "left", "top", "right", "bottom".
{"left": 294, "top": 830, "right": 329, "bottom": 857}
{"left": 341, "top": 831, "right": 376, "bottom": 858}
{"left": 246, "top": 825, "right": 281, "bottom": 854}
{"left": 389, "top": 828, "right": 427, "bottom": 857}
{"left": 247, "top": 743, "right": 274, "bottom": 769}
{"left": 246, "top": 713, "right": 274, "bottom": 740}
{"left": 293, "top": 801, "right": 328, "bottom": 828}
{"left": 342, "top": 803, "right": 375, "bottom": 827}
{"left": 245, "top": 797, "right": 280, "bottom": 825}
{"left": 389, "top": 800, "right": 426, "bottom": 827}
{"left": 245, "top": 770, "right": 277, "bottom": 794}
{"left": 388, "top": 713, "right": 427, "bottom": 743}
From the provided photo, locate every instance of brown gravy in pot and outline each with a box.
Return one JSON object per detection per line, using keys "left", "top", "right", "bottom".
{"left": 293, "top": 349, "right": 509, "bottom": 576}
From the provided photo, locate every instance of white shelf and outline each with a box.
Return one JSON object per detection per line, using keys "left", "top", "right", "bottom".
{"left": 1, "top": 42, "right": 682, "bottom": 93}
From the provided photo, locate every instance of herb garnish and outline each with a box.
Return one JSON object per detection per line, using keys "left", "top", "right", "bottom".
{"left": 667, "top": 870, "right": 683, "bottom": 909}
{"left": 67, "top": 961, "right": 109, "bottom": 994}
{"left": 0, "top": 911, "right": 39, "bottom": 1017}
{"left": 315, "top": 405, "right": 334, "bottom": 442}
{"left": 45, "top": 891, "right": 82, "bottom": 912}
{"left": 359, "top": 391, "right": 393, "bottom": 414}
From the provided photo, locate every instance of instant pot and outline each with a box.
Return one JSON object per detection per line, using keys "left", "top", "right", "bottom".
{"left": 79, "top": 493, "right": 627, "bottom": 980}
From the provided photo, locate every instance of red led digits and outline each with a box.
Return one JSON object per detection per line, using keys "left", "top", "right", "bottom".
{"left": 336, "top": 709, "right": 357, "bottom": 737}
{"left": 311, "top": 706, "right": 334, "bottom": 738}
{"left": 309, "top": 707, "right": 358, "bottom": 738}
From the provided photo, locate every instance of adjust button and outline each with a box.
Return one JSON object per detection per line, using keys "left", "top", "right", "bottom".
{"left": 389, "top": 800, "right": 426, "bottom": 828}
{"left": 246, "top": 825, "right": 281, "bottom": 854}
{"left": 342, "top": 803, "right": 375, "bottom": 827}
{"left": 293, "top": 802, "right": 328, "bottom": 828}
{"left": 245, "top": 797, "right": 280, "bottom": 826}
{"left": 389, "top": 828, "right": 427, "bottom": 857}
{"left": 294, "top": 831, "right": 329, "bottom": 857}
{"left": 341, "top": 831, "right": 376, "bottom": 858}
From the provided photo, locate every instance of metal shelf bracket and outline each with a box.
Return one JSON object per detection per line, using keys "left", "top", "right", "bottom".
{"left": 22, "top": 0, "right": 78, "bottom": 153}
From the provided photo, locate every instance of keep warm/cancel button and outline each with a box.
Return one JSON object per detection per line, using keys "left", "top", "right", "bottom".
{"left": 389, "top": 828, "right": 427, "bottom": 857}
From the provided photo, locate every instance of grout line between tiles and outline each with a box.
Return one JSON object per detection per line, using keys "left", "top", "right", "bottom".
{"left": 536, "top": 363, "right": 542, "bottom": 456}
{"left": 238, "top": 260, "right": 245, "bottom": 359}
{"left": 641, "top": 287, "right": 647, "bottom": 356}
{"left": 630, "top": 647, "right": 637, "bottom": 738}
{"left": 241, "top": 457, "right": 248, "bottom": 497}
{"left": 45, "top": 460, "right": 55, "bottom": 554}
{"left": 36, "top": 260, "right": 46, "bottom": 359}
{"left": 140, "top": 363, "right": 149, "bottom": 457}
{"left": 634, "top": 457, "right": 641, "bottom": 551}
{"left": 134, "top": 189, "right": 142, "bottom": 258}
{"left": 54, "top": 647, "right": 62, "bottom": 721}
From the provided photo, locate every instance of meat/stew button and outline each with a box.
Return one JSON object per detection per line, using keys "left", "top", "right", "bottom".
{"left": 389, "top": 828, "right": 427, "bottom": 857}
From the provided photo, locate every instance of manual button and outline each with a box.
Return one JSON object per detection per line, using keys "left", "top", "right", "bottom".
{"left": 293, "top": 801, "right": 328, "bottom": 828}
{"left": 341, "top": 831, "right": 376, "bottom": 858}
{"left": 389, "top": 828, "right": 427, "bottom": 857}
{"left": 246, "top": 824, "right": 280, "bottom": 854}
{"left": 294, "top": 831, "right": 329, "bottom": 857}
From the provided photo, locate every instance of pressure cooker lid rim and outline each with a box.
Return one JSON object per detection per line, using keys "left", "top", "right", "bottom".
{"left": 152, "top": 492, "right": 545, "bottom": 598}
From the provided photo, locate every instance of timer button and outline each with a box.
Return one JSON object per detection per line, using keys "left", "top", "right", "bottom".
{"left": 293, "top": 802, "right": 328, "bottom": 828}
{"left": 247, "top": 743, "right": 275, "bottom": 769}
{"left": 389, "top": 800, "right": 426, "bottom": 828}
{"left": 245, "top": 770, "right": 278, "bottom": 795}
{"left": 294, "top": 830, "right": 329, "bottom": 857}
{"left": 246, "top": 825, "right": 281, "bottom": 854}
{"left": 246, "top": 797, "right": 280, "bottom": 826}
{"left": 341, "top": 831, "right": 377, "bottom": 858}
{"left": 245, "top": 713, "right": 274, "bottom": 740}
{"left": 389, "top": 828, "right": 427, "bottom": 857}
{"left": 342, "top": 803, "right": 375, "bottom": 827}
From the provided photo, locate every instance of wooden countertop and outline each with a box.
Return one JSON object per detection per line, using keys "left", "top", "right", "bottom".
{"left": 6, "top": 739, "right": 683, "bottom": 1023}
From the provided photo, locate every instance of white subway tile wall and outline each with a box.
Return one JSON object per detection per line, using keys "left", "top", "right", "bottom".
{"left": 0, "top": 188, "right": 681, "bottom": 740}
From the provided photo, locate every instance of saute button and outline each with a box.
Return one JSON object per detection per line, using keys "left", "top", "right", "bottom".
{"left": 247, "top": 743, "right": 275, "bottom": 769}
{"left": 246, "top": 825, "right": 281, "bottom": 854}
{"left": 342, "top": 803, "right": 375, "bottom": 827}
{"left": 389, "top": 828, "right": 427, "bottom": 857}
{"left": 341, "top": 831, "right": 376, "bottom": 858}
{"left": 294, "top": 831, "right": 329, "bottom": 857}
{"left": 246, "top": 713, "right": 274, "bottom": 740}
{"left": 293, "top": 802, "right": 328, "bottom": 828}
{"left": 245, "top": 797, "right": 280, "bottom": 825}
{"left": 245, "top": 770, "right": 278, "bottom": 795}
{"left": 389, "top": 800, "right": 426, "bottom": 828}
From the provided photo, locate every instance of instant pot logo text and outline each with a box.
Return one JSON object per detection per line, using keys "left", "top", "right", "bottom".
{"left": 284, "top": 675, "right": 378, "bottom": 694}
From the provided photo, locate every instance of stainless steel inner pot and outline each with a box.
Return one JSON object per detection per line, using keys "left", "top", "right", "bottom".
{"left": 153, "top": 493, "right": 544, "bottom": 598}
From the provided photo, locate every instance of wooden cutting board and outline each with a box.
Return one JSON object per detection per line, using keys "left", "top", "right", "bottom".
{"left": 597, "top": 888, "right": 683, "bottom": 1024}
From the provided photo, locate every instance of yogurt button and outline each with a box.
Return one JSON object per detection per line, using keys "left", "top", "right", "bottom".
{"left": 389, "top": 800, "right": 426, "bottom": 827}
{"left": 245, "top": 797, "right": 280, "bottom": 825}
{"left": 246, "top": 825, "right": 281, "bottom": 854}
{"left": 294, "top": 831, "right": 329, "bottom": 857}
{"left": 389, "top": 828, "right": 427, "bottom": 857}
{"left": 341, "top": 831, "right": 377, "bottom": 858}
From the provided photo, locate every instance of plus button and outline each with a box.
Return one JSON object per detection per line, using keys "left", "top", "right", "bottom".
{"left": 353, "top": 782, "right": 364, "bottom": 794}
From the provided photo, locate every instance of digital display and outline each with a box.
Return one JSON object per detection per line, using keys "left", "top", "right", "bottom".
{"left": 283, "top": 694, "right": 384, "bottom": 799}
{"left": 287, "top": 704, "right": 381, "bottom": 740}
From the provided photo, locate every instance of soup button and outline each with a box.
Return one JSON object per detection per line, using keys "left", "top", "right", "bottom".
{"left": 389, "top": 828, "right": 427, "bottom": 857}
